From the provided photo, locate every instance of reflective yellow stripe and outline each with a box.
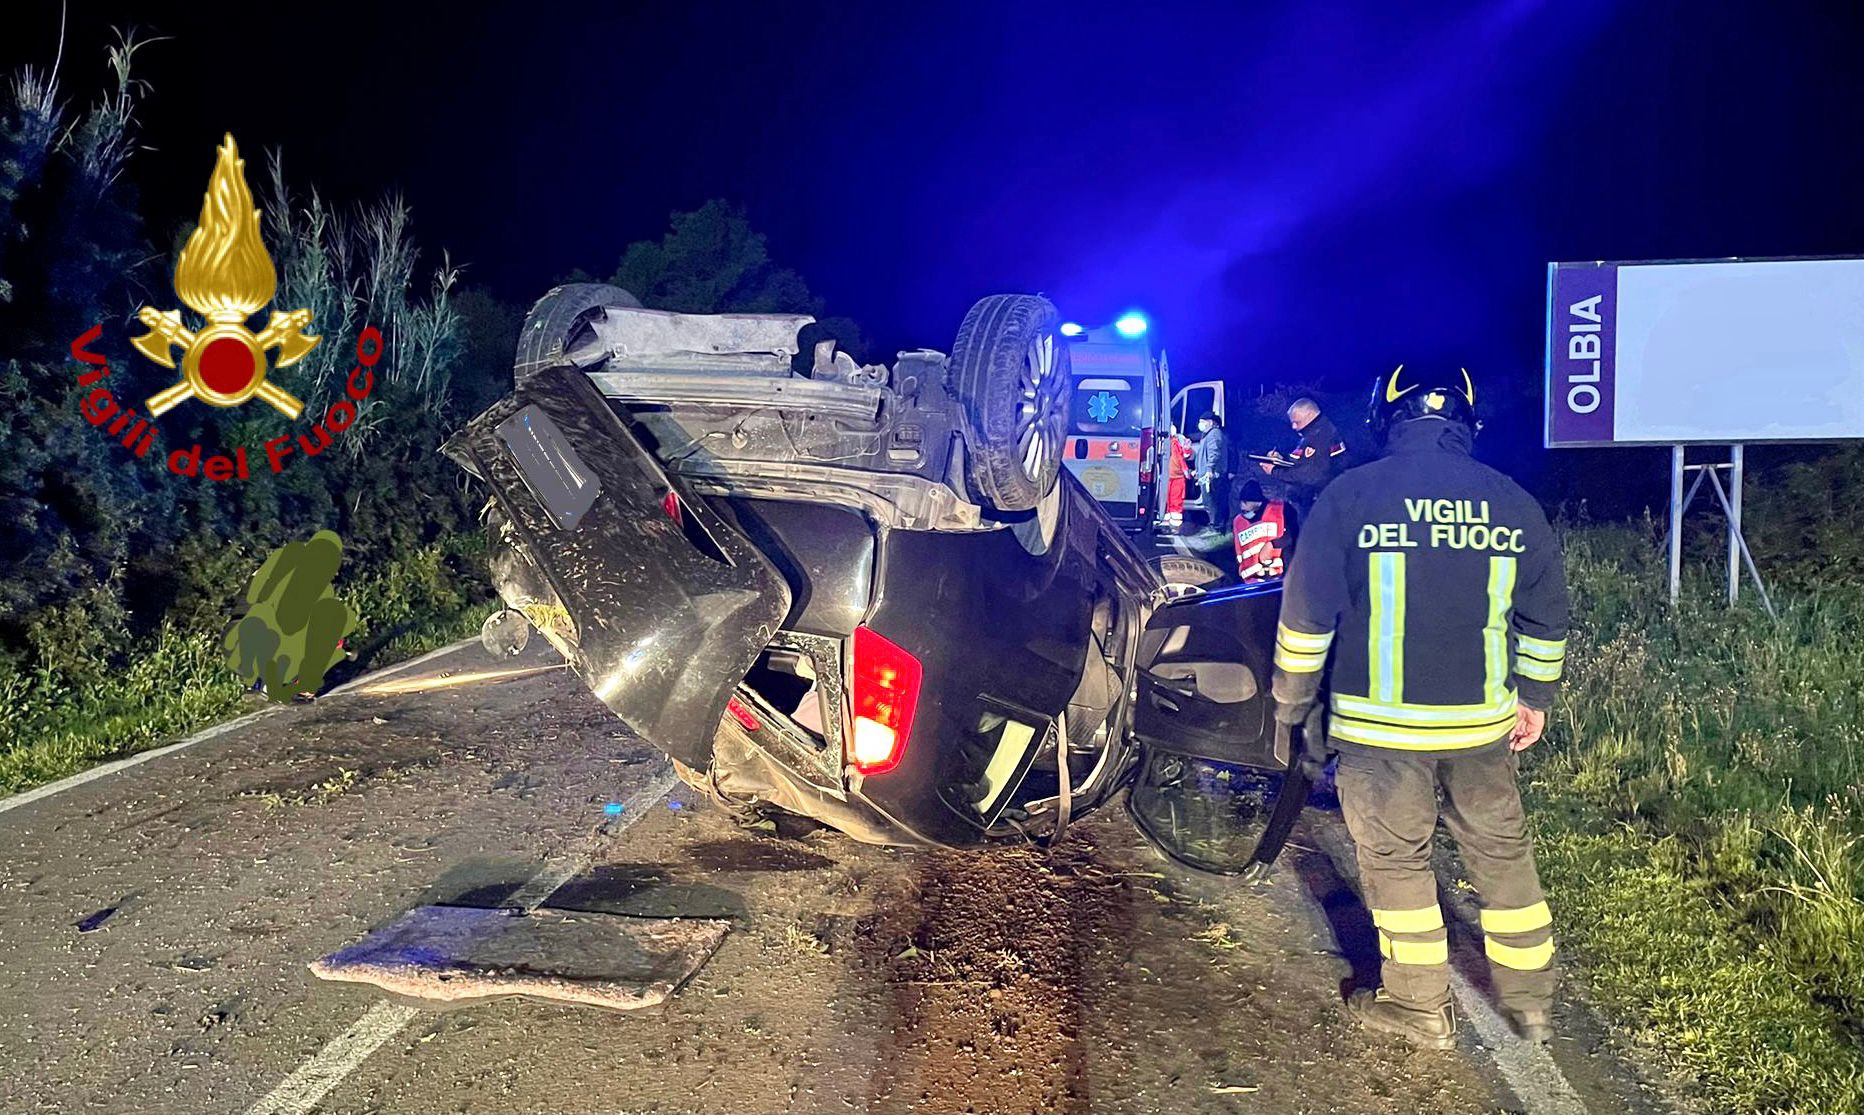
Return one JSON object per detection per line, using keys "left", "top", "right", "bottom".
{"left": 1275, "top": 624, "right": 1333, "bottom": 675}
{"left": 1516, "top": 635, "right": 1567, "bottom": 660}
{"left": 1486, "top": 936, "right": 1556, "bottom": 970}
{"left": 1277, "top": 624, "right": 1334, "bottom": 652}
{"left": 1275, "top": 644, "right": 1328, "bottom": 674}
{"left": 1333, "top": 692, "right": 1518, "bottom": 727}
{"left": 1372, "top": 905, "right": 1445, "bottom": 934}
{"left": 1378, "top": 931, "right": 1449, "bottom": 966}
{"left": 1485, "top": 557, "right": 1517, "bottom": 705}
{"left": 1518, "top": 657, "right": 1563, "bottom": 682}
{"left": 1369, "top": 553, "right": 1406, "bottom": 703}
{"left": 1516, "top": 632, "right": 1565, "bottom": 683}
{"left": 1332, "top": 713, "right": 1517, "bottom": 751}
{"left": 1480, "top": 901, "right": 1553, "bottom": 935}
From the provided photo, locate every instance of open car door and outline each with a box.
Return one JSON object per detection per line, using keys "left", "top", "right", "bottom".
{"left": 1124, "top": 580, "right": 1312, "bottom": 876}
{"left": 442, "top": 365, "right": 791, "bottom": 771}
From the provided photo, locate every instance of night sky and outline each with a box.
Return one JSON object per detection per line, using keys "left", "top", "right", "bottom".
{"left": 11, "top": 1, "right": 1864, "bottom": 463}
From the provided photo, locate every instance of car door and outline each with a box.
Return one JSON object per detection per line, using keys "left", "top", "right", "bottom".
{"left": 442, "top": 364, "right": 791, "bottom": 771}
{"left": 1170, "top": 379, "right": 1225, "bottom": 433}
{"left": 1121, "top": 580, "right": 1314, "bottom": 876}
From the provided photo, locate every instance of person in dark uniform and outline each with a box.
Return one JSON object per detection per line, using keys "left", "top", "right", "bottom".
{"left": 1258, "top": 397, "right": 1347, "bottom": 521}
{"left": 1269, "top": 365, "right": 1570, "bottom": 1049}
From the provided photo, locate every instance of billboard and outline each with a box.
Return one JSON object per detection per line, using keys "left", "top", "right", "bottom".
{"left": 1545, "top": 256, "right": 1864, "bottom": 447}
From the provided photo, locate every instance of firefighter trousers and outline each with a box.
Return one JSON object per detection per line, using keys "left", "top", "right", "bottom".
{"left": 1335, "top": 744, "right": 1556, "bottom": 1015}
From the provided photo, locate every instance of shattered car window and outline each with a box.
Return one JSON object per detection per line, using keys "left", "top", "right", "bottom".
{"left": 1128, "top": 752, "right": 1278, "bottom": 874}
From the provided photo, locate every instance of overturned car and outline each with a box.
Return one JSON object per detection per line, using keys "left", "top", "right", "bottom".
{"left": 444, "top": 284, "right": 1307, "bottom": 873}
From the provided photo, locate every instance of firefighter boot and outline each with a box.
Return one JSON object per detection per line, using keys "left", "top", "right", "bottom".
{"left": 1346, "top": 988, "right": 1457, "bottom": 1050}
{"left": 1507, "top": 1008, "right": 1555, "bottom": 1044}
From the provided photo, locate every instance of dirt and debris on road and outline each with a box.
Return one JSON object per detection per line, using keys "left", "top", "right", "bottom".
{"left": 0, "top": 642, "right": 1676, "bottom": 1114}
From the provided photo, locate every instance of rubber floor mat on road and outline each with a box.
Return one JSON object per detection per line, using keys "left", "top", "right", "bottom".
{"left": 309, "top": 904, "right": 730, "bottom": 1011}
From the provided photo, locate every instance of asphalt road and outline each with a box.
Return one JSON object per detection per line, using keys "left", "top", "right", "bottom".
{"left": 0, "top": 641, "right": 1678, "bottom": 1114}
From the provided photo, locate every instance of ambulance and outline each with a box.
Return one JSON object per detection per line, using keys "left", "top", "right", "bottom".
{"left": 1061, "top": 315, "right": 1224, "bottom": 530}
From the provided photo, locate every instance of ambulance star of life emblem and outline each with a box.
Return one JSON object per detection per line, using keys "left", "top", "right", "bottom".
{"left": 132, "top": 134, "right": 320, "bottom": 419}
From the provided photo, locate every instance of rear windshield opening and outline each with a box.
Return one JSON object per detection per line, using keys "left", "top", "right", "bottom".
{"left": 742, "top": 648, "right": 828, "bottom": 743}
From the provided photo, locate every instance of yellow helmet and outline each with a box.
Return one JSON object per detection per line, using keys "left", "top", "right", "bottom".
{"left": 1368, "top": 364, "right": 1477, "bottom": 443}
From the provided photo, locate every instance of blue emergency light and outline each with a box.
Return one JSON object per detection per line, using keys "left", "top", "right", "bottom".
{"left": 1059, "top": 322, "right": 1085, "bottom": 337}
{"left": 1113, "top": 313, "right": 1148, "bottom": 338}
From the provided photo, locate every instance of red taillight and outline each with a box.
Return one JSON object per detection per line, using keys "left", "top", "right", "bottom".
{"left": 726, "top": 695, "right": 761, "bottom": 732}
{"left": 848, "top": 625, "right": 921, "bottom": 775}
{"left": 662, "top": 490, "right": 682, "bottom": 523}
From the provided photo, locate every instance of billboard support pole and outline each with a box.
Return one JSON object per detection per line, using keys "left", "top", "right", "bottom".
{"left": 1666, "top": 443, "right": 1776, "bottom": 618}
{"left": 1728, "top": 445, "right": 1743, "bottom": 605}
{"left": 1702, "top": 446, "right": 1776, "bottom": 619}
{"left": 1668, "top": 446, "right": 1684, "bottom": 605}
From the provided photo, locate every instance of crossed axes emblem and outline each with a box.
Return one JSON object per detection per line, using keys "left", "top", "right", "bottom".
{"left": 136, "top": 308, "right": 318, "bottom": 419}
{"left": 134, "top": 134, "right": 322, "bottom": 420}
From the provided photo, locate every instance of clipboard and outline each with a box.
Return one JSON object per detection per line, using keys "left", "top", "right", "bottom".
{"left": 1247, "top": 453, "right": 1283, "bottom": 465}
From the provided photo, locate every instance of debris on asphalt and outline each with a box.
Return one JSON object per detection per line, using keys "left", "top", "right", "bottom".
{"left": 310, "top": 904, "right": 730, "bottom": 1011}
{"left": 75, "top": 907, "right": 117, "bottom": 933}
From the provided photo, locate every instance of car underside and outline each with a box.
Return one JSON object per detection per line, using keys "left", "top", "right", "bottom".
{"left": 444, "top": 284, "right": 1308, "bottom": 874}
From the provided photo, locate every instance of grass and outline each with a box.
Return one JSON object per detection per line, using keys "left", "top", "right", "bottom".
{"left": 1528, "top": 527, "right": 1864, "bottom": 1112}
{"left": 0, "top": 535, "right": 491, "bottom": 796}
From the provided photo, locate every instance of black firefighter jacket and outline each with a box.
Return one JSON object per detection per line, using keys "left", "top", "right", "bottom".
{"left": 1270, "top": 419, "right": 1571, "bottom": 754}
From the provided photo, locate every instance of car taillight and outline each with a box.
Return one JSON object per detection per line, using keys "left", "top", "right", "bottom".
{"left": 661, "top": 491, "right": 682, "bottom": 523}
{"left": 726, "top": 695, "right": 761, "bottom": 732}
{"left": 849, "top": 625, "right": 921, "bottom": 775}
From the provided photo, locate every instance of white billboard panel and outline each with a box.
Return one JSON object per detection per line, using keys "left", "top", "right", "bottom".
{"left": 1545, "top": 257, "right": 1864, "bottom": 447}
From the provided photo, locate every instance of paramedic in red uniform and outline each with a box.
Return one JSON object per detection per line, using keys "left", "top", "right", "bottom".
{"left": 1232, "top": 480, "right": 1286, "bottom": 582}
{"left": 1162, "top": 425, "right": 1191, "bottom": 531}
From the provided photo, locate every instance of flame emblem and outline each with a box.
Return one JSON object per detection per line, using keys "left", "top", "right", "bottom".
{"left": 135, "top": 134, "right": 319, "bottom": 418}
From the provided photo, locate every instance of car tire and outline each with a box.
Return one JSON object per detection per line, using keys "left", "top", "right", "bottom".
{"left": 513, "top": 283, "right": 643, "bottom": 384}
{"left": 1149, "top": 555, "right": 1234, "bottom": 597}
{"left": 950, "top": 294, "right": 1070, "bottom": 512}
{"left": 1009, "top": 478, "right": 1064, "bottom": 557}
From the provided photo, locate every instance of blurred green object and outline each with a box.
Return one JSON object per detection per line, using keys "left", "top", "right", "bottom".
{"left": 224, "top": 531, "right": 359, "bottom": 703}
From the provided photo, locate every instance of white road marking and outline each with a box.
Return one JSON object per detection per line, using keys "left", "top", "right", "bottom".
{"left": 322, "top": 637, "right": 480, "bottom": 696}
{"left": 1303, "top": 813, "right": 1590, "bottom": 1115}
{"left": 505, "top": 768, "right": 679, "bottom": 911}
{"left": 1447, "top": 967, "right": 1588, "bottom": 1115}
{"left": 245, "top": 1001, "right": 419, "bottom": 1115}
{"left": 244, "top": 769, "right": 677, "bottom": 1115}
{"left": 0, "top": 639, "right": 480, "bottom": 816}
{"left": 0, "top": 708, "right": 283, "bottom": 817}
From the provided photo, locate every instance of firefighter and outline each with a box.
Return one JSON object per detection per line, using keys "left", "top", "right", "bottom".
{"left": 1269, "top": 365, "right": 1570, "bottom": 1049}
{"left": 1259, "top": 397, "right": 1347, "bottom": 522}
{"left": 1232, "top": 479, "right": 1287, "bottom": 582}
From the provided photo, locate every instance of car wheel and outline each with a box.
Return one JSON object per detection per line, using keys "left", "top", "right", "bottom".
{"left": 1149, "top": 555, "right": 1234, "bottom": 598}
{"left": 513, "top": 283, "right": 643, "bottom": 385}
{"left": 950, "top": 294, "right": 1069, "bottom": 512}
{"left": 1009, "top": 478, "right": 1064, "bottom": 556}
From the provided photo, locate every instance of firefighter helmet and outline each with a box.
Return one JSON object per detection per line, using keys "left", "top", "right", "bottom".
{"left": 1367, "top": 364, "right": 1478, "bottom": 445}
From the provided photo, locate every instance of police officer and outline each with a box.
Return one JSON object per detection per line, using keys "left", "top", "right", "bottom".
{"left": 1259, "top": 397, "right": 1347, "bottom": 522}
{"left": 1269, "top": 365, "right": 1570, "bottom": 1049}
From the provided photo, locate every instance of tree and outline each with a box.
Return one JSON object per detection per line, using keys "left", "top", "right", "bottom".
{"left": 611, "top": 200, "right": 866, "bottom": 360}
